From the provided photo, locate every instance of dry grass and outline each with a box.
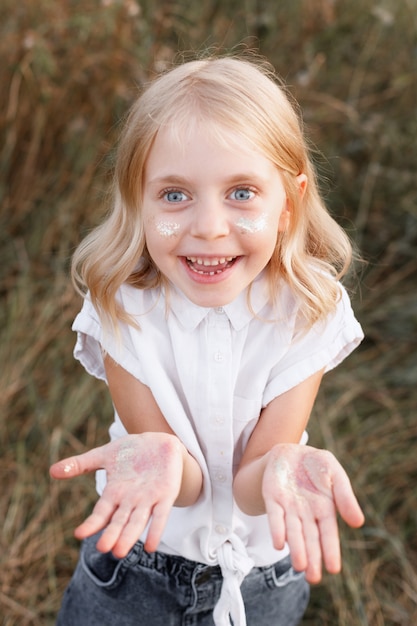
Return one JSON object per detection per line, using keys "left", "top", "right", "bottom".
{"left": 1, "top": 1, "right": 416, "bottom": 624}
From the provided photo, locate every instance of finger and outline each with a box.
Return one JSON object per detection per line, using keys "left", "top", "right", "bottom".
{"left": 331, "top": 465, "right": 365, "bottom": 528}
{"left": 50, "top": 447, "right": 107, "bottom": 480}
{"left": 285, "top": 513, "right": 308, "bottom": 573}
{"left": 75, "top": 513, "right": 112, "bottom": 541}
{"left": 143, "top": 501, "right": 174, "bottom": 553}
{"left": 110, "top": 507, "right": 154, "bottom": 558}
{"left": 265, "top": 502, "right": 286, "bottom": 550}
{"left": 74, "top": 493, "right": 118, "bottom": 540}
{"left": 301, "top": 511, "right": 322, "bottom": 584}
{"left": 318, "top": 513, "right": 341, "bottom": 575}
{"left": 94, "top": 506, "right": 136, "bottom": 554}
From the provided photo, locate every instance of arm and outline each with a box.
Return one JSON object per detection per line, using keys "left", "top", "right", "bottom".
{"left": 233, "top": 369, "right": 324, "bottom": 515}
{"left": 233, "top": 370, "right": 364, "bottom": 583}
{"left": 50, "top": 355, "right": 203, "bottom": 558}
{"left": 103, "top": 355, "right": 203, "bottom": 507}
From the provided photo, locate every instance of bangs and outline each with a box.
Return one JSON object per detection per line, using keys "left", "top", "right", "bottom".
{"left": 143, "top": 58, "right": 300, "bottom": 168}
{"left": 154, "top": 107, "right": 267, "bottom": 161}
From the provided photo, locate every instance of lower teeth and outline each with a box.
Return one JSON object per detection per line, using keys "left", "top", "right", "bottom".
{"left": 191, "top": 267, "right": 223, "bottom": 276}
{"left": 187, "top": 258, "right": 235, "bottom": 275}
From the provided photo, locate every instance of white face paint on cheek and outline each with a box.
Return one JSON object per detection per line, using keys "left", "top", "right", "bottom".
{"left": 155, "top": 220, "right": 181, "bottom": 237}
{"left": 235, "top": 213, "right": 268, "bottom": 234}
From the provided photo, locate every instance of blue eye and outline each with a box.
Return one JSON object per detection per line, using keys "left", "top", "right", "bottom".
{"left": 230, "top": 188, "right": 255, "bottom": 201}
{"left": 164, "top": 190, "right": 188, "bottom": 202}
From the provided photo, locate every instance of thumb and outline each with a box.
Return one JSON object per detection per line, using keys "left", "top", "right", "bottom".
{"left": 50, "top": 446, "right": 106, "bottom": 480}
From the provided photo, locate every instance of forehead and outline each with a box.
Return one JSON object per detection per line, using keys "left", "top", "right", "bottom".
{"left": 144, "top": 122, "right": 283, "bottom": 190}
{"left": 149, "top": 115, "right": 265, "bottom": 162}
{"left": 149, "top": 121, "right": 253, "bottom": 160}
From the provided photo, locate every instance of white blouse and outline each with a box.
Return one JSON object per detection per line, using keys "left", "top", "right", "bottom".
{"left": 72, "top": 274, "right": 363, "bottom": 626}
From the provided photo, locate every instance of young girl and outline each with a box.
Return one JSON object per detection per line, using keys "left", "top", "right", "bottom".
{"left": 51, "top": 55, "right": 365, "bottom": 626}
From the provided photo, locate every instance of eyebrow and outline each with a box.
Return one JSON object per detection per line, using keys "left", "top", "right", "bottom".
{"left": 147, "top": 175, "right": 191, "bottom": 187}
{"left": 147, "top": 173, "right": 270, "bottom": 187}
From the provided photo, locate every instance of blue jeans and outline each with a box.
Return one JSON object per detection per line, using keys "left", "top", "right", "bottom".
{"left": 56, "top": 532, "right": 309, "bottom": 625}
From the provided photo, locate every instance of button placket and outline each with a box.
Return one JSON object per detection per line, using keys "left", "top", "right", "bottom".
{"left": 214, "top": 524, "right": 228, "bottom": 535}
{"left": 214, "top": 350, "right": 224, "bottom": 363}
{"left": 206, "top": 310, "right": 234, "bottom": 542}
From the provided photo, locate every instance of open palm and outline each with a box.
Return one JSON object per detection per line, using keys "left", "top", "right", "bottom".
{"left": 50, "top": 433, "right": 185, "bottom": 558}
{"left": 262, "top": 444, "right": 364, "bottom": 584}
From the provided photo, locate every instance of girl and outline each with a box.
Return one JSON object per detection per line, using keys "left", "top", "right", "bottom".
{"left": 51, "top": 55, "right": 365, "bottom": 626}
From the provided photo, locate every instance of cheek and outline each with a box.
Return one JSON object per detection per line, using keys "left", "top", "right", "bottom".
{"left": 235, "top": 213, "right": 268, "bottom": 234}
{"left": 235, "top": 212, "right": 280, "bottom": 254}
{"left": 144, "top": 216, "right": 181, "bottom": 267}
{"left": 144, "top": 214, "right": 182, "bottom": 248}
{"left": 155, "top": 219, "right": 181, "bottom": 237}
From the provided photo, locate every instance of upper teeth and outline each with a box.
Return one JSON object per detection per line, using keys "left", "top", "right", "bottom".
{"left": 187, "top": 256, "right": 234, "bottom": 266}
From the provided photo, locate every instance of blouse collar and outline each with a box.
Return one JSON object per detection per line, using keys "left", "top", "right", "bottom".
{"left": 167, "top": 273, "right": 271, "bottom": 332}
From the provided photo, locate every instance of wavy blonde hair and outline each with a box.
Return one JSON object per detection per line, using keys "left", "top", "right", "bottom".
{"left": 72, "top": 54, "right": 353, "bottom": 329}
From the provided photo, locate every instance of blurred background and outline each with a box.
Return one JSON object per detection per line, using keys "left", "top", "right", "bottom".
{"left": 1, "top": 0, "right": 416, "bottom": 624}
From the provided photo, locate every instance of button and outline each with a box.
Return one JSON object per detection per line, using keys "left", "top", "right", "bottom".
{"left": 214, "top": 351, "right": 224, "bottom": 362}
{"left": 214, "top": 306, "right": 224, "bottom": 314}
{"left": 215, "top": 524, "right": 227, "bottom": 535}
{"left": 214, "top": 415, "right": 224, "bottom": 425}
{"left": 214, "top": 472, "right": 226, "bottom": 482}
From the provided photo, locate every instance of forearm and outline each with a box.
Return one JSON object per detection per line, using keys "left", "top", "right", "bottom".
{"left": 233, "top": 371, "right": 325, "bottom": 515}
{"left": 233, "top": 452, "right": 270, "bottom": 515}
{"left": 103, "top": 358, "right": 203, "bottom": 507}
{"left": 175, "top": 436, "right": 203, "bottom": 506}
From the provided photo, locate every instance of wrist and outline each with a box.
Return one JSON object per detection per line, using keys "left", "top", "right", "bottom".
{"left": 174, "top": 440, "right": 203, "bottom": 507}
{"left": 233, "top": 452, "right": 271, "bottom": 516}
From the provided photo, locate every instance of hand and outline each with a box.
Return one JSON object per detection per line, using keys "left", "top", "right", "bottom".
{"left": 50, "top": 433, "right": 186, "bottom": 558}
{"left": 262, "top": 444, "right": 364, "bottom": 584}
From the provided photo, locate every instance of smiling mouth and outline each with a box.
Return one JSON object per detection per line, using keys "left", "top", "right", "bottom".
{"left": 185, "top": 256, "right": 237, "bottom": 275}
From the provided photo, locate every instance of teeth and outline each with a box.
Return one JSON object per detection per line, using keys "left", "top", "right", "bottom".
{"left": 187, "top": 256, "right": 234, "bottom": 266}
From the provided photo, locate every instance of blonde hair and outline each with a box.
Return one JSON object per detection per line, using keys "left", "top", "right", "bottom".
{"left": 72, "top": 54, "right": 353, "bottom": 329}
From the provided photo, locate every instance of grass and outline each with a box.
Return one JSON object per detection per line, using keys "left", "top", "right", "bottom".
{"left": 1, "top": 0, "right": 416, "bottom": 624}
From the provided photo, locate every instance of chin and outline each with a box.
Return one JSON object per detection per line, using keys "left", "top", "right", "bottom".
{"left": 186, "top": 291, "right": 234, "bottom": 308}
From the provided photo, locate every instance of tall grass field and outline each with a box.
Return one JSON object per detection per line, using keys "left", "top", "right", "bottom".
{"left": 1, "top": 1, "right": 416, "bottom": 624}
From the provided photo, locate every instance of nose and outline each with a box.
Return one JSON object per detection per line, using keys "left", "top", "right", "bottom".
{"left": 190, "top": 201, "right": 230, "bottom": 240}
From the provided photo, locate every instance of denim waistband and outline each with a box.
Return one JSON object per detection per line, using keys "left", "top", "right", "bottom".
{"left": 126, "top": 538, "right": 293, "bottom": 586}
{"left": 127, "top": 540, "right": 224, "bottom": 587}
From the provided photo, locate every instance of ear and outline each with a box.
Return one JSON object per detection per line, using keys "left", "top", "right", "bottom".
{"left": 278, "top": 173, "right": 308, "bottom": 232}
{"left": 296, "top": 172, "right": 308, "bottom": 198}
{"left": 278, "top": 202, "right": 291, "bottom": 232}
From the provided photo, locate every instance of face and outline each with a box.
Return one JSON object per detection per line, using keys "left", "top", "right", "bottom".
{"left": 142, "top": 125, "right": 304, "bottom": 308}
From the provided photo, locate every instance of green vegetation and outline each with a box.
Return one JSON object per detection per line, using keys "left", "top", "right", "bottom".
{"left": 1, "top": 1, "right": 416, "bottom": 624}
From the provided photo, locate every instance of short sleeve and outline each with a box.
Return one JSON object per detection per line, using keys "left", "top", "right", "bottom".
{"left": 72, "top": 298, "right": 107, "bottom": 382}
{"left": 262, "top": 284, "right": 363, "bottom": 406}
{"left": 71, "top": 295, "right": 146, "bottom": 384}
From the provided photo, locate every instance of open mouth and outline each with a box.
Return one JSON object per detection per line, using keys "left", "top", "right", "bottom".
{"left": 185, "top": 256, "right": 237, "bottom": 276}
